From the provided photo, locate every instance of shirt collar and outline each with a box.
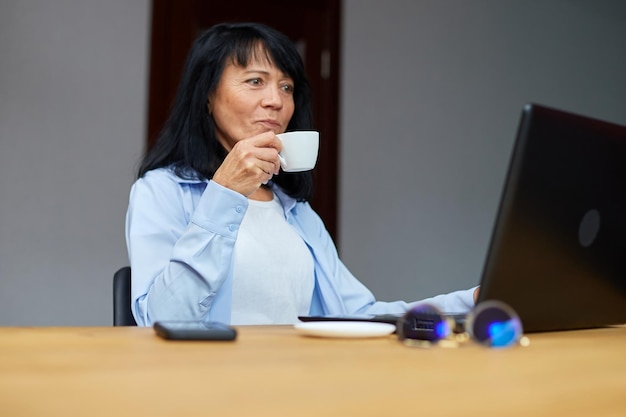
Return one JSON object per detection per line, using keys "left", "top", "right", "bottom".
{"left": 271, "top": 183, "right": 298, "bottom": 215}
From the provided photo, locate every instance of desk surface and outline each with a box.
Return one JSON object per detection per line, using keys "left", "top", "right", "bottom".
{"left": 0, "top": 325, "right": 625, "bottom": 417}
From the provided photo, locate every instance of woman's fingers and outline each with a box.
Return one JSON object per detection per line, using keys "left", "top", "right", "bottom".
{"left": 212, "top": 132, "right": 283, "bottom": 195}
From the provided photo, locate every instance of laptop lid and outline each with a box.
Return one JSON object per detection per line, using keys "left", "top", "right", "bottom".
{"left": 477, "top": 103, "right": 626, "bottom": 332}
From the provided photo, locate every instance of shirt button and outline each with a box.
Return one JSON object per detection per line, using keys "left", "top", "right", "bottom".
{"left": 228, "top": 224, "right": 237, "bottom": 232}
{"left": 235, "top": 205, "right": 243, "bottom": 213}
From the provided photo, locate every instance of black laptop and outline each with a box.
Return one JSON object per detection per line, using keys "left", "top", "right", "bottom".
{"left": 301, "top": 104, "right": 626, "bottom": 334}
{"left": 476, "top": 103, "right": 626, "bottom": 332}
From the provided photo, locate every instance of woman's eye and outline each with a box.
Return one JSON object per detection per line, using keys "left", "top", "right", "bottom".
{"left": 247, "top": 78, "right": 262, "bottom": 86}
{"left": 281, "top": 84, "right": 294, "bottom": 94}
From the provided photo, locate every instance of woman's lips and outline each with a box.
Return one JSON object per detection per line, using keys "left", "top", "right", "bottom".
{"left": 257, "top": 120, "right": 281, "bottom": 131}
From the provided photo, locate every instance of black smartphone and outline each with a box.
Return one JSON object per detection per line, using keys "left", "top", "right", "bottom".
{"left": 153, "top": 320, "right": 237, "bottom": 341}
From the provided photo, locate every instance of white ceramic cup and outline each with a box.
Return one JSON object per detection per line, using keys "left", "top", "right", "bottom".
{"left": 276, "top": 131, "right": 319, "bottom": 172}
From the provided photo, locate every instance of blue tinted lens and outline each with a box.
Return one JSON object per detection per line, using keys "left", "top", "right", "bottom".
{"left": 469, "top": 300, "right": 523, "bottom": 347}
{"left": 398, "top": 304, "right": 450, "bottom": 342}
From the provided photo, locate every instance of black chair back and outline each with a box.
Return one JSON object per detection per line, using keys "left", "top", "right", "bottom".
{"left": 113, "top": 266, "right": 137, "bottom": 326}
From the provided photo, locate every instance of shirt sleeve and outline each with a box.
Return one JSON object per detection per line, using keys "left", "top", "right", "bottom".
{"left": 408, "top": 287, "right": 478, "bottom": 313}
{"left": 125, "top": 171, "right": 248, "bottom": 326}
{"left": 348, "top": 281, "right": 477, "bottom": 315}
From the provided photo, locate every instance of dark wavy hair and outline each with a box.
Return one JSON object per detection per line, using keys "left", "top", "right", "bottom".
{"left": 138, "top": 22, "right": 314, "bottom": 201}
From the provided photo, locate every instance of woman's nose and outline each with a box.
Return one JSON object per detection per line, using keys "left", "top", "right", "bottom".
{"left": 261, "top": 87, "right": 283, "bottom": 108}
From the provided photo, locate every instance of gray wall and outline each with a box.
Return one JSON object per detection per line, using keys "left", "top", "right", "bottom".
{"left": 0, "top": 1, "right": 149, "bottom": 325}
{"left": 339, "top": 0, "right": 626, "bottom": 302}
{"left": 1, "top": 1, "right": 625, "bottom": 325}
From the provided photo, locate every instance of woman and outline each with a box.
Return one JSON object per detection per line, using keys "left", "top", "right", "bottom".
{"left": 126, "top": 22, "right": 477, "bottom": 326}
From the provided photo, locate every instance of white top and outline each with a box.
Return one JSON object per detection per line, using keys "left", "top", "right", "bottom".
{"left": 230, "top": 195, "right": 315, "bottom": 325}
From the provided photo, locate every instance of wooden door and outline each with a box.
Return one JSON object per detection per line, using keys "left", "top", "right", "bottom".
{"left": 147, "top": 0, "right": 341, "bottom": 240}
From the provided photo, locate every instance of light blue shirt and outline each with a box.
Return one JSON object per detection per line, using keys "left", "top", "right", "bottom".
{"left": 126, "top": 167, "right": 476, "bottom": 326}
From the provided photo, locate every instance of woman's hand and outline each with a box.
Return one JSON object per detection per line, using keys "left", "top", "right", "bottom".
{"left": 212, "top": 131, "right": 282, "bottom": 196}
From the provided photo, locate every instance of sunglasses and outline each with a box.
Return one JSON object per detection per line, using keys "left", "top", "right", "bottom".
{"left": 397, "top": 300, "right": 529, "bottom": 348}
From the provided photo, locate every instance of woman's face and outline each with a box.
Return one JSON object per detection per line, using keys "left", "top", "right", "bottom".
{"left": 209, "top": 52, "right": 295, "bottom": 151}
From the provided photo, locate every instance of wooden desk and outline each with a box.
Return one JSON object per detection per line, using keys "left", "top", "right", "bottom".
{"left": 0, "top": 325, "right": 625, "bottom": 416}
